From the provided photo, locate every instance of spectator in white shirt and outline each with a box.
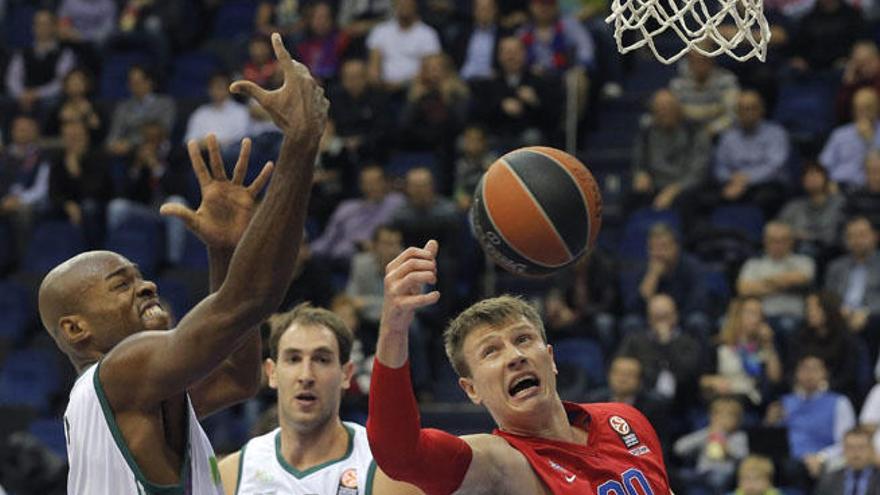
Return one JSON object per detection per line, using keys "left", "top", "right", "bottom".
{"left": 184, "top": 73, "right": 250, "bottom": 151}
{"left": 366, "top": 0, "right": 441, "bottom": 92}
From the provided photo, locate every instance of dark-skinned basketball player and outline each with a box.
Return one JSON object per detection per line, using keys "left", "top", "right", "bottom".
{"left": 367, "top": 240, "right": 674, "bottom": 495}
{"left": 43, "top": 34, "right": 328, "bottom": 494}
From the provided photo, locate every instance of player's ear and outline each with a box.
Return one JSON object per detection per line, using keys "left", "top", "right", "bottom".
{"left": 458, "top": 377, "right": 481, "bottom": 405}
{"left": 264, "top": 358, "right": 278, "bottom": 390}
{"left": 341, "top": 361, "right": 354, "bottom": 391}
{"left": 548, "top": 344, "right": 558, "bottom": 375}
{"left": 59, "top": 315, "right": 90, "bottom": 345}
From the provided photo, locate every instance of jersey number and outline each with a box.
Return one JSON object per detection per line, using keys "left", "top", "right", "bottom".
{"left": 597, "top": 468, "right": 655, "bottom": 495}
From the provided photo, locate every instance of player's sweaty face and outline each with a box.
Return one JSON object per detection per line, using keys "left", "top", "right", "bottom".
{"left": 269, "top": 324, "right": 351, "bottom": 433}
{"left": 461, "top": 318, "right": 557, "bottom": 426}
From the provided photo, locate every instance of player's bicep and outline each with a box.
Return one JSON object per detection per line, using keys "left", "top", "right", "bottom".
{"left": 454, "top": 435, "right": 533, "bottom": 495}
{"left": 217, "top": 451, "right": 241, "bottom": 495}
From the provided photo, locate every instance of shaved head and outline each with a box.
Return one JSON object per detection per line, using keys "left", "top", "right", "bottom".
{"left": 39, "top": 251, "right": 168, "bottom": 370}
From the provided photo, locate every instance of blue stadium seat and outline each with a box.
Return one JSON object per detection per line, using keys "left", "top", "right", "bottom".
{"left": 155, "top": 276, "right": 193, "bottom": 319}
{"left": 104, "top": 218, "right": 164, "bottom": 277}
{"left": 710, "top": 204, "right": 765, "bottom": 243}
{"left": 179, "top": 231, "right": 209, "bottom": 270}
{"left": 0, "top": 348, "right": 62, "bottom": 413}
{"left": 4, "top": 3, "right": 35, "bottom": 49}
{"left": 551, "top": 338, "right": 606, "bottom": 388}
{"left": 773, "top": 76, "right": 838, "bottom": 143}
{"left": 168, "top": 52, "right": 220, "bottom": 99}
{"left": 618, "top": 208, "right": 682, "bottom": 261}
{"left": 212, "top": 0, "right": 259, "bottom": 40}
{"left": 387, "top": 152, "right": 440, "bottom": 183}
{"left": 22, "top": 221, "right": 87, "bottom": 276}
{"left": 0, "top": 280, "right": 33, "bottom": 343}
{"left": 28, "top": 418, "right": 67, "bottom": 458}
{"left": 0, "top": 219, "right": 14, "bottom": 272}
{"left": 99, "top": 51, "right": 152, "bottom": 100}
{"left": 702, "top": 269, "right": 732, "bottom": 314}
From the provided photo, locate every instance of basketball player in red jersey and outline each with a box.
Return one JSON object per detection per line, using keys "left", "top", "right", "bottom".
{"left": 366, "top": 240, "right": 673, "bottom": 495}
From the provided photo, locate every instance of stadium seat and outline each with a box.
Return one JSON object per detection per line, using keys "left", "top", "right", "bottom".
{"left": 773, "top": 76, "right": 838, "bottom": 144}
{"left": 0, "top": 280, "right": 33, "bottom": 343}
{"left": 99, "top": 51, "right": 153, "bottom": 100}
{"left": 28, "top": 418, "right": 67, "bottom": 458}
{"left": 618, "top": 208, "right": 682, "bottom": 261}
{"left": 155, "top": 275, "right": 193, "bottom": 319}
{"left": 179, "top": 231, "right": 209, "bottom": 270}
{"left": 104, "top": 218, "right": 164, "bottom": 277}
{"left": 710, "top": 204, "right": 765, "bottom": 243}
{"left": 0, "top": 348, "right": 62, "bottom": 413}
{"left": 212, "top": 0, "right": 259, "bottom": 40}
{"left": 550, "top": 338, "right": 606, "bottom": 389}
{"left": 4, "top": 3, "right": 35, "bottom": 49}
{"left": 168, "top": 52, "right": 221, "bottom": 99}
{"left": 22, "top": 221, "right": 87, "bottom": 276}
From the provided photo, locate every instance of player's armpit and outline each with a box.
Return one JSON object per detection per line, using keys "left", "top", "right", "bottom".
{"left": 217, "top": 450, "right": 241, "bottom": 495}
{"left": 372, "top": 466, "right": 426, "bottom": 495}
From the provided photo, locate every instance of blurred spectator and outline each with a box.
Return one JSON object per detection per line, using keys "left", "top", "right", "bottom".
{"left": 631, "top": 89, "right": 710, "bottom": 211}
{"left": 5, "top": 9, "right": 76, "bottom": 114}
{"left": 328, "top": 58, "right": 392, "bottom": 162}
{"left": 346, "top": 224, "right": 403, "bottom": 326}
{"left": 713, "top": 90, "right": 790, "bottom": 217}
{"left": 256, "top": 0, "right": 302, "bottom": 38}
{"left": 51, "top": 68, "right": 101, "bottom": 138}
{"left": 47, "top": 120, "right": 112, "bottom": 245}
{"left": 789, "top": 291, "right": 862, "bottom": 401}
{"left": 518, "top": 0, "right": 595, "bottom": 75}
{"left": 107, "top": 121, "right": 188, "bottom": 265}
{"left": 337, "top": 0, "right": 392, "bottom": 38}
{"left": 390, "top": 167, "right": 460, "bottom": 251}
{"left": 0, "top": 116, "right": 50, "bottom": 258}
{"left": 111, "top": 0, "right": 179, "bottom": 68}
{"left": 766, "top": 355, "right": 856, "bottom": 479}
{"left": 859, "top": 383, "right": 880, "bottom": 450}
{"left": 453, "top": 125, "right": 496, "bottom": 212}
{"left": 472, "top": 36, "right": 562, "bottom": 151}
{"left": 280, "top": 235, "right": 335, "bottom": 311}
{"left": 670, "top": 50, "right": 739, "bottom": 136}
{"left": 673, "top": 396, "right": 748, "bottom": 493}
{"left": 586, "top": 355, "right": 673, "bottom": 444}
{"left": 453, "top": 0, "right": 509, "bottom": 81}
{"left": 57, "top": 0, "right": 117, "bottom": 46}
{"left": 105, "top": 65, "right": 176, "bottom": 157}
{"left": 544, "top": 249, "right": 618, "bottom": 350}
{"left": 825, "top": 217, "right": 880, "bottom": 336}
{"left": 242, "top": 34, "right": 278, "bottom": 87}
{"left": 732, "top": 455, "right": 782, "bottom": 495}
{"left": 617, "top": 294, "right": 703, "bottom": 409}
{"left": 311, "top": 165, "right": 405, "bottom": 267}
{"left": 621, "top": 223, "right": 710, "bottom": 338}
{"left": 295, "top": 2, "right": 350, "bottom": 82}
{"left": 836, "top": 41, "right": 880, "bottom": 123}
{"left": 777, "top": 162, "right": 845, "bottom": 256}
{"left": 701, "top": 297, "right": 783, "bottom": 405}
{"left": 367, "top": 0, "right": 441, "bottom": 91}
{"left": 820, "top": 87, "right": 878, "bottom": 191}
{"left": 847, "top": 151, "right": 880, "bottom": 227}
{"left": 398, "top": 53, "right": 470, "bottom": 170}
{"left": 737, "top": 221, "right": 816, "bottom": 326}
{"left": 813, "top": 426, "right": 880, "bottom": 495}
{"left": 788, "top": 0, "right": 866, "bottom": 73}
{"left": 183, "top": 73, "right": 249, "bottom": 151}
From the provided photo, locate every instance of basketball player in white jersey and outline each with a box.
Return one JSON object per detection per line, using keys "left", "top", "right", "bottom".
{"left": 218, "top": 304, "right": 422, "bottom": 495}
{"left": 41, "top": 33, "right": 328, "bottom": 494}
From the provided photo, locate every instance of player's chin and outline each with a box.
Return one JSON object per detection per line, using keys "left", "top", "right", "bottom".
{"left": 141, "top": 314, "right": 172, "bottom": 331}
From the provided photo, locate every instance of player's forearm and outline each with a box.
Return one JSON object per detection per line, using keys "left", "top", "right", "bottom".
{"left": 215, "top": 136, "right": 318, "bottom": 319}
{"left": 376, "top": 325, "right": 410, "bottom": 369}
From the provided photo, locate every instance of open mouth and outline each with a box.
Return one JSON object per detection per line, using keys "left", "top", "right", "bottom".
{"left": 295, "top": 392, "right": 317, "bottom": 404}
{"left": 508, "top": 374, "right": 541, "bottom": 398}
{"left": 140, "top": 302, "right": 165, "bottom": 319}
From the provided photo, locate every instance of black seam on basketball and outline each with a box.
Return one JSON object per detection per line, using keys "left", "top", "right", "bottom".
{"left": 502, "top": 149, "right": 590, "bottom": 256}
{"left": 501, "top": 157, "right": 576, "bottom": 266}
{"left": 494, "top": 159, "right": 571, "bottom": 266}
{"left": 530, "top": 149, "right": 593, "bottom": 251}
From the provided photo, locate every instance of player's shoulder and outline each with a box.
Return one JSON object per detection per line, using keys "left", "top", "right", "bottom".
{"left": 578, "top": 402, "right": 654, "bottom": 431}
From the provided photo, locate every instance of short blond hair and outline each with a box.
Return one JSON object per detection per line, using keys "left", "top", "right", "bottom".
{"left": 738, "top": 455, "right": 774, "bottom": 481}
{"left": 444, "top": 295, "right": 545, "bottom": 377}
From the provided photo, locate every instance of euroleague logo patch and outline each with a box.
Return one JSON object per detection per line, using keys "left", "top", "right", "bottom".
{"left": 336, "top": 468, "right": 358, "bottom": 495}
{"left": 609, "top": 415, "right": 641, "bottom": 449}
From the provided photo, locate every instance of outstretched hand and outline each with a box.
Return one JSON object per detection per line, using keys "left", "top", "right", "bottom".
{"left": 380, "top": 240, "right": 441, "bottom": 337}
{"left": 229, "top": 33, "right": 328, "bottom": 142}
{"left": 159, "top": 134, "right": 273, "bottom": 252}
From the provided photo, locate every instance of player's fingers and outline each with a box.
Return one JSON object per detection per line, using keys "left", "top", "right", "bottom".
{"left": 271, "top": 33, "right": 297, "bottom": 75}
{"left": 424, "top": 239, "right": 439, "bottom": 258}
{"left": 384, "top": 246, "right": 436, "bottom": 274}
{"left": 386, "top": 258, "right": 436, "bottom": 283}
{"left": 231, "top": 138, "right": 252, "bottom": 185}
{"left": 397, "top": 291, "right": 441, "bottom": 310}
{"left": 187, "top": 140, "right": 210, "bottom": 187}
{"left": 390, "top": 271, "right": 437, "bottom": 297}
{"left": 246, "top": 161, "right": 274, "bottom": 195}
{"left": 206, "top": 134, "right": 227, "bottom": 180}
{"left": 229, "top": 80, "right": 270, "bottom": 103}
{"left": 159, "top": 202, "right": 197, "bottom": 230}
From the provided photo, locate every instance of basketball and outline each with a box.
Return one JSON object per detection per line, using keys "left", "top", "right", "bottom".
{"left": 470, "top": 146, "right": 602, "bottom": 277}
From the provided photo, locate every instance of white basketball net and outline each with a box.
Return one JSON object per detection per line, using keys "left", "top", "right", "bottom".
{"left": 605, "top": 0, "right": 771, "bottom": 64}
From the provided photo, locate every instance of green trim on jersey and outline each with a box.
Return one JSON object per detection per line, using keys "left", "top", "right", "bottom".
{"left": 234, "top": 443, "right": 248, "bottom": 495}
{"left": 93, "top": 361, "right": 192, "bottom": 495}
{"left": 274, "top": 424, "right": 355, "bottom": 479}
{"left": 365, "top": 460, "right": 378, "bottom": 495}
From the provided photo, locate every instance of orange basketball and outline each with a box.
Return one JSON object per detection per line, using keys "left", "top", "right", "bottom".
{"left": 470, "top": 146, "right": 602, "bottom": 277}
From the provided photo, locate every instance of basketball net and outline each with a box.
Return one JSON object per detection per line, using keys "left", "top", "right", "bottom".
{"left": 605, "top": 0, "right": 771, "bottom": 64}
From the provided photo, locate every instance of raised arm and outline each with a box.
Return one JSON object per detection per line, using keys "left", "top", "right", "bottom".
{"left": 100, "top": 33, "right": 329, "bottom": 412}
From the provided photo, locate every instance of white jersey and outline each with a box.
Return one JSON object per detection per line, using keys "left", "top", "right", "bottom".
{"left": 64, "top": 363, "right": 223, "bottom": 495}
{"left": 235, "top": 422, "right": 377, "bottom": 495}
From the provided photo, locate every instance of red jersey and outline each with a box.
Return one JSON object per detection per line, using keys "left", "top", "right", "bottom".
{"left": 493, "top": 402, "right": 671, "bottom": 494}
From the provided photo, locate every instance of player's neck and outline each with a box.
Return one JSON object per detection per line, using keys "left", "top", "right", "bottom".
{"left": 279, "top": 417, "right": 349, "bottom": 471}
{"left": 501, "top": 399, "right": 585, "bottom": 445}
